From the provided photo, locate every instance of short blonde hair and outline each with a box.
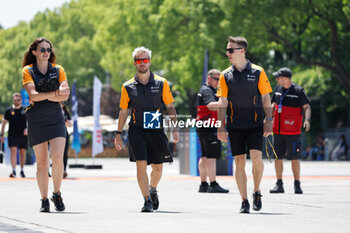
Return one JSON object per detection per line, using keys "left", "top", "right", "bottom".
{"left": 12, "top": 93, "right": 21, "bottom": 99}
{"left": 208, "top": 69, "right": 221, "bottom": 77}
{"left": 132, "top": 46, "right": 152, "bottom": 59}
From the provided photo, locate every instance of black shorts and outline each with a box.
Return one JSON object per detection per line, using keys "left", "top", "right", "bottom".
{"left": 274, "top": 134, "right": 301, "bottom": 160}
{"left": 8, "top": 135, "right": 28, "bottom": 149}
{"left": 128, "top": 125, "right": 173, "bottom": 165}
{"left": 228, "top": 127, "right": 263, "bottom": 156}
{"left": 197, "top": 131, "right": 221, "bottom": 159}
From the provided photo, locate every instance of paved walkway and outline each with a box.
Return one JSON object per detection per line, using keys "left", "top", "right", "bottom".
{"left": 0, "top": 158, "right": 349, "bottom": 233}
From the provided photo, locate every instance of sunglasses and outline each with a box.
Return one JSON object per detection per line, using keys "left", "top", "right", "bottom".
{"left": 211, "top": 77, "right": 219, "bottom": 81}
{"left": 134, "top": 58, "right": 150, "bottom": 64}
{"left": 39, "top": 47, "right": 52, "bottom": 53}
{"left": 13, "top": 99, "right": 21, "bottom": 102}
{"left": 226, "top": 47, "right": 243, "bottom": 54}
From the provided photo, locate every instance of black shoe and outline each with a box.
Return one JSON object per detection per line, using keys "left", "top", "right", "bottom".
{"left": 198, "top": 184, "right": 208, "bottom": 193}
{"left": 150, "top": 191, "right": 159, "bottom": 210}
{"left": 252, "top": 191, "right": 262, "bottom": 211}
{"left": 294, "top": 180, "right": 303, "bottom": 194}
{"left": 40, "top": 198, "right": 50, "bottom": 212}
{"left": 20, "top": 171, "right": 25, "bottom": 178}
{"left": 51, "top": 192, "right": 65, "bottom": 211}
{"left": 270, "top": 181, "right": 284, "bottom": 193}
{"left": 240, "top": 199, "right": 250, "bottom": 213}
{"left": 207, "top": 183, "right": 229, "bottom": 193}
{"left": 48, "top": 172, "right": 51, "bottom": 177}
{"left": 141, "top": 198, "right": 153, "bottom": 212}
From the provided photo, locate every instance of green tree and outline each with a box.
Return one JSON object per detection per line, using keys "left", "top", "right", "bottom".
{"left": 220, "top": 0, "right": 350, "bottom": 90}
{"left": 154, "top": 0, "right": 226, "bottom": 114}
{"left": 0, "top": 0, "right": 348, "bottom": 128}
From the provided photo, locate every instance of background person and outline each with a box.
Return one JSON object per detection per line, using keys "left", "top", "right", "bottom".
{"left": 270, "top": 67, "right": 311, "bottom": 194}
{"left": 60, "top": 102, "right": 72, "bottom": 178}
{"left": 114, "top": 46, "right": 179, "bottom": 212}
{"left": 22, "top": 37, "right": 70, "bottom": 212}
{"left": 331, "top": 134, "right": 348, "bottom": 161}
{"left": 307, "top": 136, "right": 325, "bottom": 161}
{"left": 0, "top": 93, "right": 28, "bottom": 178}
{"left": 196, "top": 69, "right": 229, "bottom": 193}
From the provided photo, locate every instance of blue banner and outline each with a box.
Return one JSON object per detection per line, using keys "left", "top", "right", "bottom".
{"left": 189, "top": 128, "right": 199, "bottom": 176}
{"left": 20, "top": 88, "right": 30, "bottom": 107}
{"left": 71, "top": 81, "right": 81, "bottom": 155}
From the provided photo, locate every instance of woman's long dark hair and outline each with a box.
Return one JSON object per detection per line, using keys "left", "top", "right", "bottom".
{"left": 22, "top": 37, "right": 56, "bottom": 67}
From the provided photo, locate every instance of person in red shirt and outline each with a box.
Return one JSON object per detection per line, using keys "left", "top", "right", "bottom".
{"left": 196, "top": 69, "right": 229, "bottom": 193}
{"left": 270, "top": 67, "right": 311, "bottom": 194}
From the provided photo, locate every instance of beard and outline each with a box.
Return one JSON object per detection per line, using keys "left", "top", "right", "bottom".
{"left": 13, "top": 103, "right": 21, "bottom": 108}
{"left": 137, "top": 66, "right": 149, "bottom": 74}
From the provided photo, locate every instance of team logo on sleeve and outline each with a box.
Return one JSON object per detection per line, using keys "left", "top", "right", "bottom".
{"left": 143, "top": 110, "right": 162, "bottom": 129}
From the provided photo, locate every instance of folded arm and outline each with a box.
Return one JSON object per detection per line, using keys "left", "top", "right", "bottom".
{"left": 48, "top": 81, "right": 70, "bottom": 102}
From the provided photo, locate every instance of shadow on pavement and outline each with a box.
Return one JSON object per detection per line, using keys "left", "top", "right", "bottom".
{"left": 250, "top": 212, "right": 293, "bottom": 215}
{"left": 43, "top": 212, "right": 88, "bottom": 214}
{"left": 154, "top": 210, "right": 187, "bottom": 214}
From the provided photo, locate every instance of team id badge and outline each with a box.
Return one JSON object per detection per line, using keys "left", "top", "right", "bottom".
{"left": 278, "top": 104, "right": 282, "bottom": 113}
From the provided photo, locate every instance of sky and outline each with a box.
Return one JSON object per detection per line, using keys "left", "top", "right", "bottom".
{"left": 0, "top": 0, "right": 70, "bottom": 29}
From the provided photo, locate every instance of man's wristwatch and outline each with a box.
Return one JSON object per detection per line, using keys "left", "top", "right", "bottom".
{"left": 266, "top": 117, "right": 273, "bottom": 122}
{"left": 305, "top": 118, "right": 311, "bottom": 123}
{"left": 115, "top": 131, "right": 122, "bottom": 135}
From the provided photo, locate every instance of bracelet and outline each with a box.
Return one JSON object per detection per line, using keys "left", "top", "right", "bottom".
{"left": 115, "top": 131, "right": 122, "bottom": 135}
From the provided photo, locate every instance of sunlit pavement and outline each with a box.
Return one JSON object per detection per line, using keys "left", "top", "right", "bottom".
{"left": 0, "top": 158, "right": 349, "bottom": 233}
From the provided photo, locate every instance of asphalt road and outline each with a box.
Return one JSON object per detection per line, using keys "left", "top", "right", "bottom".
{"left": 0, "top": 158, "right": 349, "bottom": 233}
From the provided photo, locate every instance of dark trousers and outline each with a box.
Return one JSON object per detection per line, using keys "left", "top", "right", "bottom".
{"left": 63, "top": 132, "right": 70, "bottom": 171}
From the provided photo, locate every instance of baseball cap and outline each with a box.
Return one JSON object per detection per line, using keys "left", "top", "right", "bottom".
{"left": 272, "top": 71, "right": 280, "bottom": 78}
{"left": 273, "top": 67, "right": 292, "bottom": 78}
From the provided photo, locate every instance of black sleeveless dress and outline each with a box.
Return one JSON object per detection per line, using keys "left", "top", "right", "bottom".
{"left": 24, "top": 62, "right": 66, "bottom": 147}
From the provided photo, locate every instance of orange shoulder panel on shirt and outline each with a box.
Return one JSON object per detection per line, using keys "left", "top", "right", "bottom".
{"left": 161, "top": 79, "right": 174, "bottom": 105}
{"left": 154, "top": 75, "right": 174, "bottom": 105}
{"left": 251, "top": 64, "right": 272, "bottom": 95}
{"left": 52, "top": 64, "right": 67, "bottom": 83}
{"left": 217, "top": 72, "right": 228, "bottom": 98}
{"left": 22, "top": 65, "right": 34, "bottom": 86}
{"left": 119, "top": 85, "right": 130, "bottom": 110}
{"left": 257, "top": 67, "right": 272, "bottom": 95}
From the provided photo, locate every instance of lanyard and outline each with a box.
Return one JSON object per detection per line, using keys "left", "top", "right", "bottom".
{"left": 278, "top": 85, "right": 293, "bottom": 113}
{"left": 279, "top": 85, "right": 293, "bottom": 106}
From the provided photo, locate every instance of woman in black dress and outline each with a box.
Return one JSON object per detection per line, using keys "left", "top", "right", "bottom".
{"left": 22, "top": 38, "right": 70, "bottom": 212}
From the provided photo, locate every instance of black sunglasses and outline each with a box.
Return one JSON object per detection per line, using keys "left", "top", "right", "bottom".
{"left": 211, "top": 77, "right": 219, "bottom": 81}
{"left": 226, "top": 48, "right": 243, "bottom": 54}
{"left": 39, "top": 47, "right": 52, "bottom": 53}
